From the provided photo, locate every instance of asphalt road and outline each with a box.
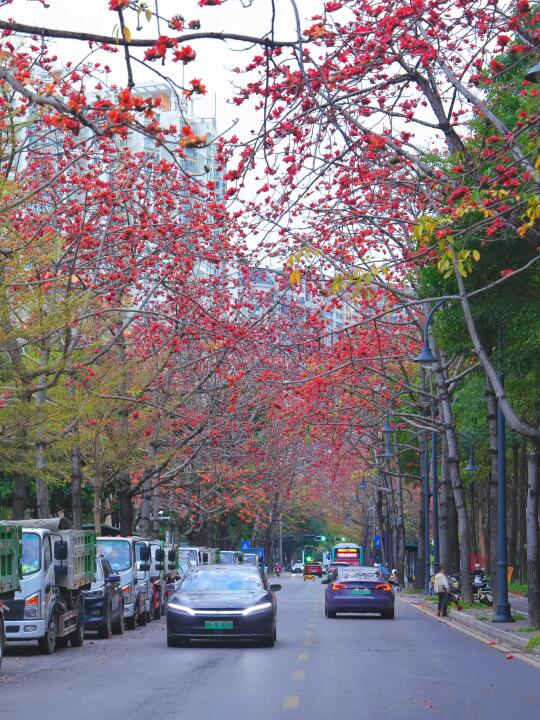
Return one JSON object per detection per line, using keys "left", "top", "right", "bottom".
{"left": 2, "top": 576, "right": 539, "bottom": 719}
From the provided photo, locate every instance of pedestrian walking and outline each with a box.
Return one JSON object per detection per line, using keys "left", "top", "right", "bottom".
{"left": 433, "top": 565, "right": 450, "bottom": 617}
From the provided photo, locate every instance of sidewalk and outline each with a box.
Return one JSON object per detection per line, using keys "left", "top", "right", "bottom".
{"left": 400, "top": 591, "right": 540, "bottom": 660}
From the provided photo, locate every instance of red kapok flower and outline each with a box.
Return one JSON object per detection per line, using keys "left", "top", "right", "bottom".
{"left": 109, "top": 0, "right": 129, "bottom": 10}
{"left": 173, "top": 45, "right": 196, "bottom": 64}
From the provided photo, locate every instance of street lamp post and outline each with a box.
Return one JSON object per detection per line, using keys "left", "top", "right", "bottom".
{"left": 413, "top": 302, "right": 446, "bottom": 592}
{"left": 383, "top": 420, "right": 394, "bottom": 568}
{"left": 493, "top": 328, "right": 514, "bottom": 623}
{"left": 423, "top": 432, "right": 431, "bottom": 593}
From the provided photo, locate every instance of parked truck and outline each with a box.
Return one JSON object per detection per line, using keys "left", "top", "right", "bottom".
{"left": 96, "top": 535, "right": 147, "bottom": 630}
{"left": 3, "top": 518, "right": 95, "bottom": 654}
{"left": 135, "top": 538, "right": 165, "bottom": 621}
{"left": 0, "top": 523, "right": 21, "bottom": 669}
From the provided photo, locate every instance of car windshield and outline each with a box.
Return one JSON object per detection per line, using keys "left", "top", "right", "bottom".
{"left": 180, "top": 569, "right": 264, "bottom": 593}
{"left": 21, "top": 532, "right": 41, "bottom": 576}
{"left": 179, "top": 549, "right": 198, "bottom": 565}
{"left": 96, "top": 539, "right": 132, "bottom": 572}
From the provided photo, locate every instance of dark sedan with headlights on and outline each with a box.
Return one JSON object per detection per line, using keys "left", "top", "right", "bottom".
{"left": 323, "top": 566, "right": 395, "bottom": 619}
{"left": 166, "top": 565, "right": 281, "bottom": 647}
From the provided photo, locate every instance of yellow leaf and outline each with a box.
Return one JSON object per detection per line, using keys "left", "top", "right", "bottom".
{"left": 472, "top": 250, "right": 480, "bottom": 261}
{"left": 535, "top": 154, "right": 540, "bottom": 172}
{"left": 289, "top": 269, "right": 301, "bottom": 286}
{"left": 122, "top": 25, "right": 132, "bottom": 42}
{"left": 145, "top": 8, "right": 152, "bottom": 22}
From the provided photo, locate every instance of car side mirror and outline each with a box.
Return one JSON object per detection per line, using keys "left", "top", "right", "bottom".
{"left": 269, "top": 584, "right": 282, "bottom": 592}
{"left": 138, "top": 562, "right": 150, "bottom": 572}
{"left": 140, "top": 546, "right": 151, "bottom": 561}
{"left": 321, "top": 578, "right": 330, "bottom": 584}
{"left": 54, "top": 539, "right": 68, "bottom": 561}
{"left": 155, "top": 548, "right": 165, "bottom": 562}
{"left": 168, "top": 550, "right": 176, "bottom": 562}
{"left": 107, "top": 573, "right": 121, "bottom": 583}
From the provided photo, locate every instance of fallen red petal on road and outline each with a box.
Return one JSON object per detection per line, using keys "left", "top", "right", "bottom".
{"left": 505, "top": 654, "right": 513, "bottom": 659}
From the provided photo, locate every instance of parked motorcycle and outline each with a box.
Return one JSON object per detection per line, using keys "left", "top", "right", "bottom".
{"left": 472, "top": 574, "right": 493, "bottom": 605}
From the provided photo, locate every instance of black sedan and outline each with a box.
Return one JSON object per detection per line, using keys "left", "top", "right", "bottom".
{"left": 323, "top": 565, "right": 395, "bottom": 619}
{"left": 167, "top": 565, "right": 281, "bottom": 647}
{"left": 83, "top": 556, "right": 124, "bottom": 638}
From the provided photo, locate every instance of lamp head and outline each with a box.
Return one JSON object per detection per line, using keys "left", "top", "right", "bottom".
{"left": 525, "top": 62, "right": 540, "bottom": 84}
{"left": 413, "top": 340, "right": 438, "bottom": 365}
{"left": 465, "top": 446, "right": 478, "bottom": 472}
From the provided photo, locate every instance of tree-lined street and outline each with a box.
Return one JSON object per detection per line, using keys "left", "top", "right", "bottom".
{"left": 0, "top": 0, "right": 539, "bottom": 712}
{"left": 2, "top": 577, "right": 540, "bottom": 720}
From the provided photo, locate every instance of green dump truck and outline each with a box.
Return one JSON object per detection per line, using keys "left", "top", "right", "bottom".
{"left": 0, "top": 522, "right": 21, "bottom": 669}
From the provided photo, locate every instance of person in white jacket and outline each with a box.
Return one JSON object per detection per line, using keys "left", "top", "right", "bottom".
{"left": 433, "top": 565, "right": 451, "bottom": 617}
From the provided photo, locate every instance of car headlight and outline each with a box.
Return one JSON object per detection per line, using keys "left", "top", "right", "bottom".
{"left": 24, "top": 592, "right": 41, "bottom": 619}
{"left": 242, "top": 602, "right": 272, "bottom": 616}
{"left": 85, "top": 589, "right": 105, "bottom": 599}
{"left": 168, "top": 602, "right": 196, "bottom": 615}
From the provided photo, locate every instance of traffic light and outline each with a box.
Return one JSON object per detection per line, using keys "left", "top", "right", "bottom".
{"left": 306, "top": 555, "right": 313, "bottom": 562}
{"left": 320, "top": 535, "right": 326, "bottom": 542}
{"left": 341, "top": 536, "right": 346, "bottom": 542}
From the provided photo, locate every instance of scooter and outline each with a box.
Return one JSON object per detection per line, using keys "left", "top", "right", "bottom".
{"left": 472, "top": 575, "right": 493, "bottom": 605}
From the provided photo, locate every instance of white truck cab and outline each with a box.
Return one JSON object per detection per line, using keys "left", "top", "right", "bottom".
{"left": 96, "top": 536, "right": 146, "bottom": 630}
{"left": 4, "top": 519, "right": 94, "bottom": 654}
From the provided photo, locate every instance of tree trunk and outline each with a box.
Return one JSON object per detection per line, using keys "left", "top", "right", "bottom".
{"left": 447, "top": 488, "right": 460, "bottom": 573}
{"left": 469, "top": 483, "right": 478, "bottom": 559}
{"left": 11, "top": 473, "right": 27, "bottom": 519}
{"left": 435, "top": 362, "right": 473, "bottom": 602}
{"left": 526, "top": 449, "right": 540, "bottom": 629}
{"left": 71, "top": 443, "right": 83, "bottom": 529}
{"left": 518, "top": 435, "right": 528, "bottom": 583}
{"left": 139, "top": 475, "right": 152, "bottom": 538}
{"left": 438, "top": 446, "right": 450, "bottom": 568}
{"left": 375, "top": 489, "right": 385, "bottom": 565}
{"left": 486, "top": 377, "right": 499, "bottom": 602}
{"left": 118, "top": 477, "right": 133, "bottom": 535}
{"left": 395, "top": 470, "right": 406, "bottom": 585}
{"left": 35, "top": 348, "right": 51, "bottom": 518}
{"left": 416, "top": 432, "right": 426, "bottom": 591}
{"left": 508, "top": 441, "right": 519, "bottom": 569}
{"left": 93, "top": 474, "right": 102, "bottom": 535}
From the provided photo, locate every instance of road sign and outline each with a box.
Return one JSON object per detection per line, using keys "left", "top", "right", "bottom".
{"left": 241, "top": 540, "right": 251, "bottom": 550}
{"left": 374, "top": 534, "right": 381, "bottom": 547}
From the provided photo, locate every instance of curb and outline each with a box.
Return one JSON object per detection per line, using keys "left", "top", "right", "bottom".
{"left": 400, "top": 594, "right": 533, "bottom": 653}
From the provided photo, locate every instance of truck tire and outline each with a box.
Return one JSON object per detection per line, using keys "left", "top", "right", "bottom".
{"left": 70, "top": 615, "right": 85, "bottom": 647}
{"left": 0, "top": 618, "right": 5, "bottom": 671}
{"left": 38, "top": 615, "right": 57, "bottom": 655}
{"left": 153, "top": 602, "right": 161, "bottom": 621}
{"left": 125, "top": 614, "right": 136, "bottom": 631}
{"left": 138, "top": 607, "right": 147, "bottom": 626}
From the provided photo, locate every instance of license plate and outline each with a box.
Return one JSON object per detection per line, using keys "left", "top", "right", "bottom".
{"left": 352, "top": 588, "right": 371, "bottom": 595}
{"left": 204, "top": 620, "right": 234, "bottom": 630}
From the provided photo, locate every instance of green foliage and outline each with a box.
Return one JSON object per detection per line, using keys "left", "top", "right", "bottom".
{"left": 526, "top": 636, "right": 540, "bottom": 651}
{"left": 509, "top": 581, "right": 529, "bottom": 597}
